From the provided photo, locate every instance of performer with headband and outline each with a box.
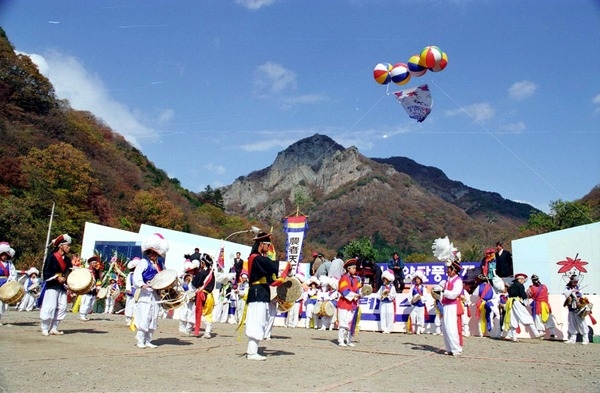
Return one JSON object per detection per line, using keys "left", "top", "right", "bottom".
{"left": 78, "top": 256, "right": 102, "bottom": 321}
{"left": 337, "top": 258, "right": 362, "bottom": 347}
{"left": 39, "top": 234, "right": 73, "bottom": 336}
{"left": 528, "top": 274, "right": 556, "bottom": 339}
{"left": 191, "top": 254, "right": 216, "bottom": 338}
{"left": 0, "top": 242, "right": 17, "bottom": 324}
{"left": 124, "top": 257, "right": 139, "bottom": 326}
{"left": 441, "top": 258, "right": 464, "bottom": 356}
{"left": 133, "top": 233, "right": 169, "bottom": 349}
{"left": 244, "top": 232, "right": 280, "bottom": 361}
{"left": 563, "top": 274, "right": 589, "bottom": 345}
{"left": 503, "top": 273, "right": 543, "bottom": 342}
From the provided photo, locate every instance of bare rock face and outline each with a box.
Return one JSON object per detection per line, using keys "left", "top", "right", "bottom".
{"left": 223, "top": 134, "right": 371, "bottom": 210}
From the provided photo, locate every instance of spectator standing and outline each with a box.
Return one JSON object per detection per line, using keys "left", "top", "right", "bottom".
{"left": 328, "top": 252, "right": 345, "bottom": 280}
{"left": 387, "top": 252, "right": 405, "bottom": 293}
{"left": 494, "top": 242, "right": 514, "bottom": 278}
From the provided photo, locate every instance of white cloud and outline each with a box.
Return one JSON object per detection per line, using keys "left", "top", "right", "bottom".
{"left": 157, "top": 109, "right": 175, "bottom": 124}
{"left": 445, "top": 102, "right": 495, "bottom": 122}
{"left": 20, "top": 50, "right": 159, "bottom": 148}
{"left": 253, "top": 61, "right": 297, "bottom": 96}
{"left": 508, "top": 80, "right": 537, "bottom": 101}
{"left": 281, "top": 94, "right": 327, "bottom": 106}
{"left": 501, "top": 121, "right": 526, "bottom": 133}
{"left": 204, "top": 163, "right": 226, "bottom": 175}
{"left": 593, "top": 94, "right": 600, "bottom": 104}
{"left": 16, "top": 51, "right": 49, "bottom": 76}
{"left": 241, "top": 137, "right": 298, "bottom": 152}
{"left": 235, "top": 0, "right": 276, "bottom": 10}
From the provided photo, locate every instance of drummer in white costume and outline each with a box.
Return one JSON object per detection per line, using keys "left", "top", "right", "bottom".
{"left": 503, "top": 273, "right": 543, "bottom": 342}
{"left": 124, "top": 257, "right": 139, "bottom": 326}
{"left": 39, "top": 234, "right": 73, "bottom": 336}
{"left": 18, "top": 267, "right": 40, "bottom": 312}
{"left": 133, "top": 233, "right": 169, "bottom": 349}
{"left": 0, "top": 242, "right": 18, "bottom": 324}
{"left": 78, "top": 256, "right": 101, "bottom": 321}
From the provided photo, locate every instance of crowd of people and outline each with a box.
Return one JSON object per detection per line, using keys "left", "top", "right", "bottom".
{"left": 0, "top": 236, "right": 593, "bottom": 362}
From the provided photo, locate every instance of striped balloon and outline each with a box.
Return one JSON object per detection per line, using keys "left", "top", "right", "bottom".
{"left": 420, "top": 45, "right": 443, "bottom": 69}
{"left": 407, "top": 54, "right": 427, "bottom": 77}
{"left": 430, "top": 51, "right": 448, "bottom": 72}
{"left": 373, "top": 62, "right": 393, "bottom": 85}
{"left": 390, "top": 63, "right": 411, "bottom": 85}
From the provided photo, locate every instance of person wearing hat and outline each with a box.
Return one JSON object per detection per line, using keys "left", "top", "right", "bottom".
{"left": 377, "top": 269, "right": 397, "bottom": 334}
{"left": 234, "top": 272, "right": 249, "bottom": 325}
{"left": 407, "top": 270, "right": 427, "bottom": 335}
{"left": 178, "top": 271, "right": 196, "bottom": 335}
{"left": 563, "top": 274, "right": 589, "bottom": 345}
{"left": 316, "top": 276, "right": 334, "bottom": 330}
{"left": 337, "top": 258, "right": 362, "bottom": 347}
{"left": 481, "top": 247, "right": 497, "bottom": 280}
{"left": 304, "top": 276, "right": 320, "bottom": 329}
{"left": 18, "top": 267, "right": 40, "bottom": 312}
{"left": 77, "top": 256, "right": 103, "bottom": 321}
{"left": 503, "top": 273, "right": 543, "bottom": 342}
{"left": 440, "top": 259, "right": 465, "bottom": 355}
{"left": 133, "top": 233, "right": 169, "bottom": 349}
{"left": 0, "top": 242, "right": 18, "bottom": 324}
{"left": 310, "top": 252, "right": 324, "bottom": 276}
{"left": 191, "top": 254, "right": 216, "bottom": 338}
{"left": 39, "top": 234, "right": 74, "bottom": 336}
{"left": 527, "top": 274, "right": 556, "bottom": 339}
{"left": 243, "top": 232, "right": 280, "bottom": 360}
{"left": 104, "top": 275, "right": 119, "bottom": 314}
{"left": 473, "top": 274, "right": 500, "bottom": 338}
{"left": 387, "top": 252, "right": 406, "bottom": 293}
{"left": 124, "top": 257, "right": 140, "bottom": 326}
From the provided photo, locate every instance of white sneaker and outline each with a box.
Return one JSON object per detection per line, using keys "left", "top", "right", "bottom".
{"left": 347, "top": 342, "right": 356, "bottom": 347}
{"left": 50, "top": 329, "right": 64, "bottom": 335}
{"left": 565, "top": 339, "right": 576, "bottom": 344}
{"left": 318, "top": 326, "right": 326, "bottom": 331}
{"left": 582, "top": 341, "right": 589, "bottom": 345}
{"left": 80, "top": 317, "right": 89, "bottom": 321}
{"left": 247, "top": 354, "right": 266, "bottom": 361}
{"left": 145, "top": 342, "right": 157, "bottom": 348}
{"left": 136, "top": 343, "right": 146, "bottom": 349}
{"left": 338, "top": 342, "right": 347, "bottom": 347}
{"left": 41, "top": 330, "right": 49, "bottom": 336}
{"left": 202, "top": 333, "right": 212, "bottom": 339}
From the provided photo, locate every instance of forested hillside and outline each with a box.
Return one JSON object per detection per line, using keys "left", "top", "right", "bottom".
{"left": 0, "top": 28, "right": 252, "bottom": 267}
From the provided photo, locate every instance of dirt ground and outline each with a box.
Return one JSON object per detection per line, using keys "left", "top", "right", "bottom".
{"left": 0, "top": 309, "right": 598, "bottom": 393}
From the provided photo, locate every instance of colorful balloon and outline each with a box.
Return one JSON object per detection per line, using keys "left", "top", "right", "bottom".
{"left": 407, "top": 54, "right": 427, "bottom": 77}
{"left": 373, "top": 63, "right": 393, "bottom": 85}
{"left": 430, "top": 51, "right": 448, "bottom": 72}
{"left": 420, "top": 45, "right": 443, "bottom": 69}
{"left": 390, "top": 63, "right": 411, "bottom": 85}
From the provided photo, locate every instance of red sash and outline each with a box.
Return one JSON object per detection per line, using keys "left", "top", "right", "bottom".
{"left": 54, "top": 251, "right": 67, "bottom": 272}
{"left": 194, "top": 270, "right": 213, "bottom": 336}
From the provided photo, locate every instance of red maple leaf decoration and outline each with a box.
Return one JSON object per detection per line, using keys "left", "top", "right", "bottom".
{"left": 556, "top": 256, "right": 588, "bottom": 274}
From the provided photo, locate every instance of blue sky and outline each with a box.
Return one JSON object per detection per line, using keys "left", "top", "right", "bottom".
{"left": 1, "top": 1, "right": 599, "bottom": 213}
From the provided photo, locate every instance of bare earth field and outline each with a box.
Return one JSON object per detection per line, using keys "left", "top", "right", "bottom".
{"left": 0, "top": 309, "right": 598, "bottom": 393}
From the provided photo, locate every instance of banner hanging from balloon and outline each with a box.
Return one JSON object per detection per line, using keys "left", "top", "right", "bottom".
{"left": 282, "top": 215, "right": 309, "bottom": 273}
{"left": 393, "top": 84, "right": 433, "bottom": 123}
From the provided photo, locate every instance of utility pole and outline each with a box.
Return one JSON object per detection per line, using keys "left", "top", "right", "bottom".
{"left": 42, "top": 202, "right": 55, "bottom": 271}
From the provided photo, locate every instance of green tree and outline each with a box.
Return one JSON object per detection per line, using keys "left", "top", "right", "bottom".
{"left": 343, "top": 237, "right": 377, "bottom": 262}
{"left": 522, "top": 199, "right": 593, "bottom": 235}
